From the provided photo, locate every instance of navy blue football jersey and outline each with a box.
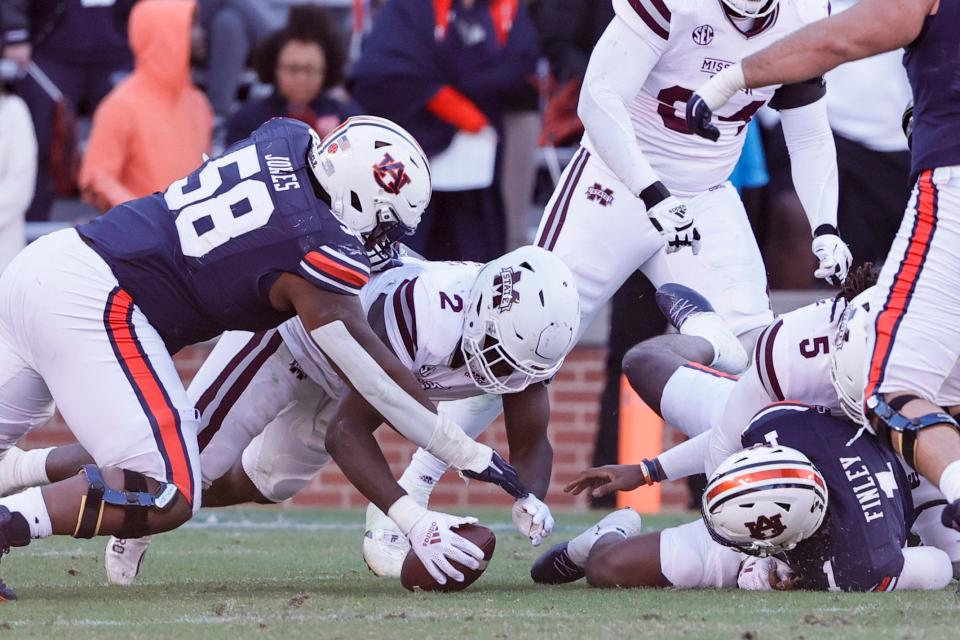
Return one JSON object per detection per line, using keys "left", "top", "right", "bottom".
{"left": 78, "top": 118, "right": 370, "bottom": 353}
{"left": 742, "top": 404, "right": 912, "bottom": 592}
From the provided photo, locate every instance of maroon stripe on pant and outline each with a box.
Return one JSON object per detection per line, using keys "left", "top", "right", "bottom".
{"left": 197, "top": 331, "right": 284, "bottom": 452}
{"left": 546, "top": 149, "right": 590, "bottom": 251}
{"left": 195, "top": 331, "right": 269, "bottom": 416}
{"left": 537, "top": 148, "right": 588, "bottom": 249}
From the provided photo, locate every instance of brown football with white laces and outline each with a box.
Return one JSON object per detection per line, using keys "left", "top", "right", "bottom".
{"left": 400, "top": 524, "right": 496, "bottom": 592}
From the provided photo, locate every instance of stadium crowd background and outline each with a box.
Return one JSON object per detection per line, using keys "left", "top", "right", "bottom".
{"left": 0, "top": 0, "right": 914, "bottom": 512}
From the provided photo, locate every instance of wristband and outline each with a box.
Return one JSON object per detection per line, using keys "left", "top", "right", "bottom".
{"left": 387, "top": 495, "right": 426, "bottom": 536}
{"left": 640, "top": 181, "right": 671, "bottom": 210}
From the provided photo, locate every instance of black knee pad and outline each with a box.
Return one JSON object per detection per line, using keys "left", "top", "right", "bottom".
{"left": 73, "top": 466, "right": 179, "bottom": 539}
{"left": 866, "top": 394, "right": 960, "bottom": 469}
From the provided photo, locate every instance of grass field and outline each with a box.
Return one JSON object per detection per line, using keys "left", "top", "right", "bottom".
{"left": 1, "top": 508, "right": 958, "bottom": 640}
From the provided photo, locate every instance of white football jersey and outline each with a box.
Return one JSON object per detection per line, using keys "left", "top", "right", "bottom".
{"left": 753, "top": 296, "right": 847, "bottom": 414}
{"left": 279, "top": 259, "right": 486, "bottom": 402}
{"left": 585, "top": 0, "right": 828, "bottom": 197}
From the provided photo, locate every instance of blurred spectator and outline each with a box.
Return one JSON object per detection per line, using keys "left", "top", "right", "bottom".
{"left": 225, "top": 5, "right": 361, "bottom": 147}
{"left": 532, "top": 0, "right": 613, "bottom": 147}
{"left": 351, "top": 0, "right": 538, "bottom": 262}
{"left": 0, "top": 62, "right": 36, "bottom": 269}
{"left": 198, "top": 0, "right": 281, "bottom": 120}
{"left": 4, "top": 0, "right": 136, "bottom": 221}
{"left": 825, "top": 0, "right": 912, "bottom": 265}
{"left": 80, "top": 0, "right": 213, "bottom": 212}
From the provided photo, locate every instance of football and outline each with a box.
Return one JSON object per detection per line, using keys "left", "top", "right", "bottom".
{"left": 400, "top": 524, "right": 496, "bottom": 592}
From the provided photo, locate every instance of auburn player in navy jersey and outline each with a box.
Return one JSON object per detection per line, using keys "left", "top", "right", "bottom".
{"left": 535, "top": 404, "right": 953, "bottom": 592}
{"left": 0, "top": 115, "right": 523, "bottom": 599}
{"left": 686, "top": 0, "right": 960, "bottom": 532}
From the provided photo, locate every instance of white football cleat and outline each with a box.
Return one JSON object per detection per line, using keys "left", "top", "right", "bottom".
{"left": 105, "top": 536, "right": 152, "bottom": 586}
{"left": 362, "top": 503, "right": 409, "bottom": 577}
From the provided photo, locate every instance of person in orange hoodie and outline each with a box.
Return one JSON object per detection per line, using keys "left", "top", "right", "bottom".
{"left": 79, "top": 0, "right": 212, "bottom": 212}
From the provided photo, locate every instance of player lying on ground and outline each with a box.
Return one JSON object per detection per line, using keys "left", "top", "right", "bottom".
{"left": 613, "top": 276, "right": 960, "bottom": 575}
{"left": 5, "top": 246, "right": 579, "bottom": 586}
{"left": 532, "top": 0, "right": 851, "bottom": 361}
{"left": 0, "top": 115, "right": 523, "bottom": 599}
{"left": 685, "top": 0, "right": 960, "bottom": 532}
{"left": 534, "top": 405, "right": 953, "bottom": 592}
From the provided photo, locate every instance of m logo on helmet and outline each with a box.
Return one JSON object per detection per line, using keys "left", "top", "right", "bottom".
{"left": 745, "top": 514, "right": 787, "bottom": 540}
{"left": 492, "top": 268, "right": 521, "bottom": 312}
{"left": 373, "top": 153, "right": 412, "bottom": 194}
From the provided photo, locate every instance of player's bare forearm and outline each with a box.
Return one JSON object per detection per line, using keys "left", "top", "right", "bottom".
{"left": 324, "top": 390, "right": 406, "bottom": 513}
{"left": 271, "top": 274, "right": 436, "bottom": 415}
{"left": 503, "top": 386, "right": 552, "bottom": 499}
{"left": 742, "top": 0, "right": 932, "bottom": 88}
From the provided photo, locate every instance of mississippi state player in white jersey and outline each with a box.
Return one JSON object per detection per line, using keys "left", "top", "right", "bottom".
{"left": 99, "top": 246, "right": 580, "bottom": 586}
{"left": 575, "top": 270, "right": 960, "bottom": 576}
{"left": 536, "top": 0, "right": 852, "bottom": 354}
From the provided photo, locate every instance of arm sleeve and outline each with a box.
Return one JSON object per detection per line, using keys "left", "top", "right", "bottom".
{"left": 577, "top": 14, "right": 666, "bottom": 196}
{"left": 79, "top": 99, "right": 137, "bottom": 208}
{"left": 779, "top": 97, "right": 838, "bottom": 234}
{"left": 704, "top": 362, "right": 778, "bottom": 475}
{"left": 0, "top": 97, "right": 36, "bottom": 225}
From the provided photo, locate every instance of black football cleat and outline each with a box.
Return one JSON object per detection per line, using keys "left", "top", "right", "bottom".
{"left": 0, "top": 507, "right": 17, "bottom": 601}
{"left": 530, "top": 542, "right": 585, "bottom": 584}
{"left": 942, "top": 498, "right": 960, "bottom": 532}
{"left": 655, "top": 283, "right": 715, "bottom": 330}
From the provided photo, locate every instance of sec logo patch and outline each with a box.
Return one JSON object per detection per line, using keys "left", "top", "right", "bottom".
{"left": 692, "top": 24, "right": 714, "bottom": 46}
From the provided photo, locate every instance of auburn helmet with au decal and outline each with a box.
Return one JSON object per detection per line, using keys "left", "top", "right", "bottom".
{"left": 702, "top": 443, "right": 828, "bottom": 556}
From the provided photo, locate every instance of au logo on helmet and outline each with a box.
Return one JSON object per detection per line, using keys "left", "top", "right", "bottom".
{"left": 745, "top": 514, "right": 787, "bottom": 540}
{"left": 373, "top": 153, "right": 412, "bottom": 194}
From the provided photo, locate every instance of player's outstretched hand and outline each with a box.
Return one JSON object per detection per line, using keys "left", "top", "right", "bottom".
{"left": 685, "top": 94, "right": 720, "bottom": 142}
{"left": 811, "top": 228, "right": 852, "bottom": 285}
{"left": 461, "top": 450, "right": 529, "bottom": 500}
{"left": 564, "top": 464, "right": 650, "bottom": 498}
{"left": 512, "top": 494, "right": 554, "bottom": 547}
{"left": 407, "top": 510, "right": 485, "bottom": 585}
{"left": 647, "top": 196, "right": 701, "bottom": 255}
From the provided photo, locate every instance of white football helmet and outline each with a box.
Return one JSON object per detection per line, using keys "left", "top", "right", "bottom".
{"left": 308, "top": 115, "right": 431, "bottom": 269}
{"left": 703, "top": 444, "right": 828, "bottom": 556}
{"left": 461, "top": 246, "right": 580, "bottom": 394}
{"left": 719, "top": 0, "right": 779, "bottom": 18}
{"left": 829, "top": 287, "right": 876, "bottom": 425}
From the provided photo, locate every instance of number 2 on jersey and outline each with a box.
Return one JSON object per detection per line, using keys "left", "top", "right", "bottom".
{"left": 164, "top": 145, "right": 275, "bottom": 258}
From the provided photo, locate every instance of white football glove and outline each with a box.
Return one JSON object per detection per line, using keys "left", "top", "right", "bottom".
{"left": 405, "top": 509, "right": 484, "bottom": 585}
{"left": 811, "top": 231, "right": 852, "bottom": 285}
{"left": 737, "top": 556, "right": 795, "bottom": 591}
{"left": 647, "top": 196, "right": 701, "bottom": 255}
{"left": 511, "top": 494, "right": 554, "bottom": 547}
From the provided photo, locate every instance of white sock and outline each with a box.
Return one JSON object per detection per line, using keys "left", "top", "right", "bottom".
{"left": 939, "top": 460, "right": 960, "bottom": 504}
{"left": 566, "top": 522, "right": 628, "bottom": 567}
{"left": 16, "top": 446, "right": 52, "bottom": 487}
{"left": 0, "top": 487, "right": 53, "bottom": 539}
{"left": 0, "top": 446, "right": 52, "bottom": 496}
{"left": 398, "top": 448, "right": 448, "bottom": 506}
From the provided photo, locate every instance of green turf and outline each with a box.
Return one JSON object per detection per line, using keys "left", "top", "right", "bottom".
{"left": 1, "top": 509, "right": 958, "bottom": 639}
